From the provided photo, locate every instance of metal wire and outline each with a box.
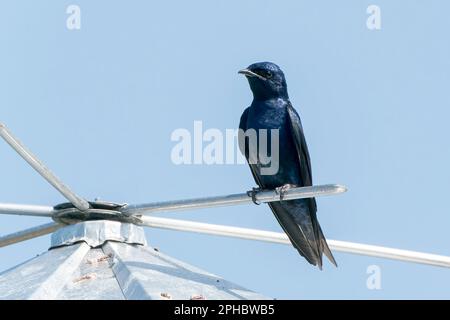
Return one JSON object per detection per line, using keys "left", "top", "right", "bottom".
{"left": 0, "top": 222, "right": 63, "bottom": 248}
{"left": 0, "top": 123, "right": 90, "bottom": 211}
{"left": 139, "top": 216, "right": 450, "bottom": 268}
{"left": 121, "top": 184, "right": 347, "bottom": 215}
{"left": 0, "top": 203, "right": 54, "bottom": 217}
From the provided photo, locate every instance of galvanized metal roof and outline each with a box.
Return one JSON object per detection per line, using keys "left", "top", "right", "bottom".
{"left": 0, "top": 220, "right": 268, "bottom": 300}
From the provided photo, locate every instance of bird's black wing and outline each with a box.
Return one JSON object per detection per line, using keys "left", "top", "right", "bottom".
{"left": 286, "top": 102, "right": 337, "bottom": 267}
{"left": 239, "top": 107, "right": 325, "bottom": 266}
{"left": 286, "top": 103, "right": 316, "bottom": 210}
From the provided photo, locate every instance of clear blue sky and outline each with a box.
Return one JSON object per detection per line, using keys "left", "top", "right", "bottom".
{"left": 1, "top": 1, "right": 449, "bottom": 299}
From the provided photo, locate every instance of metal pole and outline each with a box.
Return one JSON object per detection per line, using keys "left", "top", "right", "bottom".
{"left": 0, "top": 203, "right": 54, "bottom": 217}
{"left": 122, "top": 184, "right": 347, "bottom": 216}
{"left": 0, "top": 222, "right": 62, "bottom": 248}
{"left": 0, "top": 123, "right": 90, "bottom": 211}
{"left": 139, "top": 216, "right": 450, "bottom": 268}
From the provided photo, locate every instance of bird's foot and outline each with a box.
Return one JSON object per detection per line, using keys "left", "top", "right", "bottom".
{"left": 275, "top": 184, "right": 297, "bottom": 201}
{"left": 247, "top": 187, "right": 262, "bottom": 205}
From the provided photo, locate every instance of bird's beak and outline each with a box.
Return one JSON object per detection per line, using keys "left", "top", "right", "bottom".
{"left": 238, "top": 69, "right": 266, "bottom": 81}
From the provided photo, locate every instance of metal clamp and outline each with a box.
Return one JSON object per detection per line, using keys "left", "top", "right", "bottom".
{"left": 52, "top": 201, "right": 142, "bottom": 225}
{"left": 246, "top": 187, "right": 262, "bottom": 205}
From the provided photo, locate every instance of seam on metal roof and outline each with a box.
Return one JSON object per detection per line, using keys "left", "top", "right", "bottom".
{"left": 57, "top": 248, "right": 124, "bottom": 300}
{"left": 28, "top": 243, "right": 91, "bottom": 299}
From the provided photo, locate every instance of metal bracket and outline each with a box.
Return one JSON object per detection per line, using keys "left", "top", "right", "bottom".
{"left": 52, "top": 201, "right": 142, "bottom": 225}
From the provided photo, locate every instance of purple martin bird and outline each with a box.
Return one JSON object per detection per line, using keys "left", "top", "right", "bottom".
{"left": 238, "top": 62, "right": 336, "bottom": 269}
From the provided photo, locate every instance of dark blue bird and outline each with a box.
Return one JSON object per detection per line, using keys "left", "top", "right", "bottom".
{"left": 238, "top": 61, "right": 336, "bottom": 269}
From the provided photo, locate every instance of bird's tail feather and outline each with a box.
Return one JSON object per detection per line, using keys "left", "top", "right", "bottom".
{"left": 318, "top": 224, "right": 337, "bottom": 267}
{"left": 268, "top": 200, "right": 337, "bottom": 269}
{"left": 269, "top": 201, "right": 320, "bottom": 267}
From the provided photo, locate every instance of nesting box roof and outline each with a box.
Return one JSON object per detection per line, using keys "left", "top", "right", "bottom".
{"left": 0, "top": 221, "right": 268, "bottom": 300}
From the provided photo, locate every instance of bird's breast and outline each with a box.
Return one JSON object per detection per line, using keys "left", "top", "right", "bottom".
{"left": 247, "top": 104, "right": 287, "bottom": 130}
{"left": 246, "top": 102, "right": 301, "bottom": 188}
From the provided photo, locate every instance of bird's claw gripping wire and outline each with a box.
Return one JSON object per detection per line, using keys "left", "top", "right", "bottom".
{"left": 275, "top": 184, "right": 297, "bottom": 201}
{"left": 247, "top": 187, "right": 261, "bottom": 205}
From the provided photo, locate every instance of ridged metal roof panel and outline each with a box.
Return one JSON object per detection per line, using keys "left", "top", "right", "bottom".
{"left": 0, "top": 221, "right": 268, "bottom": 300}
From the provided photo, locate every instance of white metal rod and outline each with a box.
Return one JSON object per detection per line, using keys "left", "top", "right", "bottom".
{"left": 0, "top": 123, "right": 90, "bottom": 211}
{"left": 139, "top": 216, "right": 450, "bottom": 268}
{"left": 0, "top": 203, "right": 54, "bottom": 217}
{"left": 0, "top": 222, "right": 62, "bottom": 248}
{"left": 122, "top": 184, "right": 347, "bottom": 216}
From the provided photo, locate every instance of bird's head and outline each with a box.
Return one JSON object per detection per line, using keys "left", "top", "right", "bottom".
{"left": 239, "top": 61, "right": 289, "bottom": 100}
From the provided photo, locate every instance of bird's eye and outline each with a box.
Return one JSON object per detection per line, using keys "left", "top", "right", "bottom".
{"left": 261, "top": 70, "right": 272, "bottom": 79}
